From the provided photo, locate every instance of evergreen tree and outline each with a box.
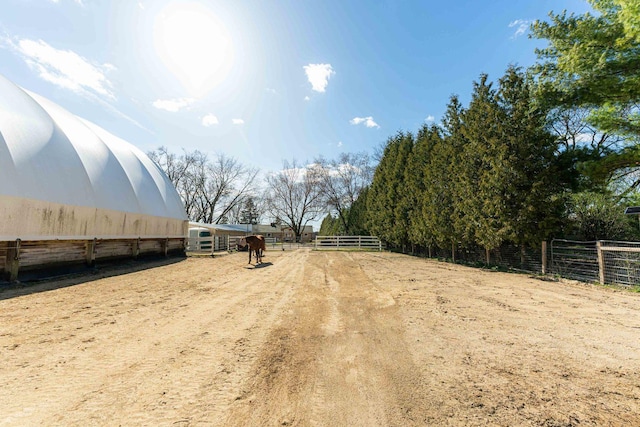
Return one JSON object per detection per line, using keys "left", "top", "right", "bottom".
{"left": 391, "top": 132, "right": 415, "bottom": 251}
{"left": 496, "top": 66, "right": 564, "bottom": 248}
{"left": 458, "top": 74, "right": 506, "bottom": 260}
{"left": 365, "top": 136, "right": 397, "bottom": 243}
{"left": 426, "top": 95, "right": 467, "bottom": 259}
{"left": 239, "top": 197, "right": 260, "bottom": 224}
{"left": 346, "top": 186, "right": 370, "bottom": 236}
{"left": 366, "top": 132, "right": 413, "bottom": 248}
{"left": 318, "top": 213, "right": 343, "bottom": 235}
{"left": 407, "top": 124, "right": 442, "bottom": 254}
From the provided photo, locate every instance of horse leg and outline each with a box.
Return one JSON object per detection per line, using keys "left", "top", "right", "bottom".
{"left": 248, "top": 246, "right": 252, "bottom": 264}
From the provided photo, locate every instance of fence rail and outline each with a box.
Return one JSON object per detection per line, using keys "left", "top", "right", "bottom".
{"left": 187, "top": 235, "right": 232, "bottom": 253}
{"left": 548, "top": 239, "right": 640, "bottom": 286}
{"left": 549, "top": 240, "right": 599, "bottom": 284}
{"left": 314, "top": 236, "right": 382, "bottom": 251}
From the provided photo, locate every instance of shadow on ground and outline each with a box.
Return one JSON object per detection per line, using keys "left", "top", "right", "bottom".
{"left": 0, "top": 255, "right": 186, "bottom": 301}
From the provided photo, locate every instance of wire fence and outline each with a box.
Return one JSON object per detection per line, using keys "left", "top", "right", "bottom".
{"left": 401, "top": 242, "right": 543, "bottom": 273}
{"left": 597, "top": 240, "right": 640, "bottom": 286}
{"left": 548, "top": 239, "right": 640, "bottom": 286}
{"left": 387, "top": 239, "right": 640, "bottom": 287}
{"left": 549, "top": 240, "right": 600, "bottom": 283}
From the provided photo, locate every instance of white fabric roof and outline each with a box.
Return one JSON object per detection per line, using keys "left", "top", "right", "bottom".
{"left": 0, "top": 74, "right": 186, "bottom": 220}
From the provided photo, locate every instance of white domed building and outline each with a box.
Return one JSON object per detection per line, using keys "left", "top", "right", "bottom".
{"left": 0, "top": 74, "right": 188, "bottom": 281}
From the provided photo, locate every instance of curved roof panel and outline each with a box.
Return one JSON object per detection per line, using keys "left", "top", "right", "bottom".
{"left": 0, "top": 74, "right": 186, "bottom": 220}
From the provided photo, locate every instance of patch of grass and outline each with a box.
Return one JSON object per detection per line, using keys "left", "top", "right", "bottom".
{"left": 599, "top": 282, "right": 640, "bottom": 293}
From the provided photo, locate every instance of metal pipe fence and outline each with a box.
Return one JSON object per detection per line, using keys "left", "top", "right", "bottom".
{"left": 315, "top": 236, "right": 383, "bottom": 251}
{"left": 595, "top": 240, "right": 640, "bottom": 286}
{"left": 548, "top": 239, "right": 640, "bottom": 286}
{"left": 549, "top": 240, "right": 600, "bottom": 283}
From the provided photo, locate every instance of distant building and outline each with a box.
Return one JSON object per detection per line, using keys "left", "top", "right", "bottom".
{"left": 253, "top": 224, "right": 314, "bottom": 243}
{"left": 188, "top": 222, "right": 315, "bottom": 243}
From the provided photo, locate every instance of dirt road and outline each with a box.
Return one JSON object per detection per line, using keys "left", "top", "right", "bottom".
{"left": 1, "top": 249, "right": 640, "bottom": 426}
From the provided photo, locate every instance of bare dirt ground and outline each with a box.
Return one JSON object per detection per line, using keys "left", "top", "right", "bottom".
{"left": 1, "top": 248, "right": 640, "bottom": 426}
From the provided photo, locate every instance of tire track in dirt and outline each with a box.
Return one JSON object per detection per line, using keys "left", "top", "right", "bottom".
{"left": 307, "top": 251, "right": 430, "bottom": 426}
{"left": 223, "top": 251, "right": 431, "bottom": 426}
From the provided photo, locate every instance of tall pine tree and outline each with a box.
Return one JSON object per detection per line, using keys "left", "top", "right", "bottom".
{"left": 497, "top": 66, "right": 563, "bottom": 251}
{"left": 460, "top": 74, "right": 505, "bottom": 262}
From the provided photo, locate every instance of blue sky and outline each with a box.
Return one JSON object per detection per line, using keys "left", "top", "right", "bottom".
{"left": 0, "top": 0, "right": 593, "bottom": 175}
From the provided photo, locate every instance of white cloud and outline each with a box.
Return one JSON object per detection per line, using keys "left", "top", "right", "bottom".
{"left": 6, "top": 37, "right": 115, "bottom": 100}
{"left": 425, "top": 115, "right": 435, "bottom": 122}
{"left": 0, "top": 35, "right": 154, "bottom": 133}
{"left": 49, "top": 0, "right": 85, "bottom": 5}
{"left": 509, "top": 19, "right": 531, "bottom": 38}
{"left": 265, "top": 88, "right": 278, "bottom": 94}
{"left": 232, "top": 118, "right": 244, "bottom": 125}
{"left": 337, "top": 141, "right": 343, "bottom": 148}
{"left": 202, "top": 114, "right": 219, "bottom": 127}
{"left": 152, "top": 97, "right": 195, "bottom": 112}
{"left": 303, "top": 63, "right": 334, "bottom": 93}
{"left": 350, "top": 116, "right": 380, "bottom": 129}
{"left": 304, "top": 96, "right": 310, "bottom": 101}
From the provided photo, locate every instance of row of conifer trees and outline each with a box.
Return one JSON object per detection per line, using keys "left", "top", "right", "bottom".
{"left": 320, "top": 66, "right": 638, "bottom": 255}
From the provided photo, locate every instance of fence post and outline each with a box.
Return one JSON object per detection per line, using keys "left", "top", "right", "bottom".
{"left": 86, "top": 238, "right": 97, "bottom": 266}
{"left": 132, "top": 237, "right": 140, "bottom": 259}
{"left": 541, "top": 241, "right": 547, "bottom": 274}
{"left": 163, "top": 238, "right": 169, "bottom": 256}
{"left": 5, "top": 239, "right": 20, "bottom": 282}
{"left": 596, "top": 241, "right": 605, "bottom": 284}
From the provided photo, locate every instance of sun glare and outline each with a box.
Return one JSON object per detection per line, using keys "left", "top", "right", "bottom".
{"left": 153, "top": 2, "right": 234, "bottom": 97}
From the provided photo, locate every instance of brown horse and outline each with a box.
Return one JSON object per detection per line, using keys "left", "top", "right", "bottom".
{"left": 245, "top": 235, "right": 266, "bottom": 265}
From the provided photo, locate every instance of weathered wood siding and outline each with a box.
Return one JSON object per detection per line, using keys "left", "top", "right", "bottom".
{"left": 94, "top": 240, "right": 134, "bottom": 260}
{"left": 1, "top": 238, "right": 185, "bottom": 282}
{"left": 139, "top": 239, "right": 162, "bottom": 255}
{"left": 19, "top": 240, "right": 87, "bottom": 270}
{"left": 0, "top": 242, "right": 8, "bottom": 276}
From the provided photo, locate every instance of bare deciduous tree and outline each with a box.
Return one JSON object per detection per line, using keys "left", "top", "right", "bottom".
{"left": 265, "top": 160, "right": 324, "bottom": 241}
{"left": 149, "top": 147, "right": 207, "bottom": 220}
{"left": 198, "top": 154, "right": 259, "bottom": 224}
{"left": 549, "top": 107, "right": 622, "bottom": 155}
{"left": 148, "top": 148, "right": 259, "bottom": 224}
{"left": 315, "top": 152, "right": 374, "bottom": 234}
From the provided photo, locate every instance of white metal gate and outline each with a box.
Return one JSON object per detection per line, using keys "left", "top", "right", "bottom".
{"left": 314, "top": 236, "right": 383, "bottom": 251}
